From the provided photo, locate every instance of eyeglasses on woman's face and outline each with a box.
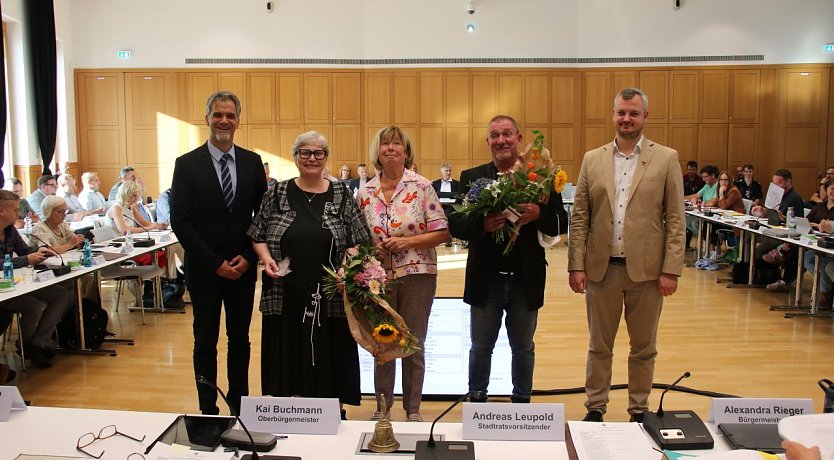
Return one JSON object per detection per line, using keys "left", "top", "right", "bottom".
{"left": 297, "top": 149, "right": 327, "bottom": 160}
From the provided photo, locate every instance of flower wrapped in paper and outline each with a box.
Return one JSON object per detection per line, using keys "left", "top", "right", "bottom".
{"left": 454, "top": 130, "right": 568, "bottom": 254}
{"left": 323, "top": 243, "right": 419, "bottom": 365}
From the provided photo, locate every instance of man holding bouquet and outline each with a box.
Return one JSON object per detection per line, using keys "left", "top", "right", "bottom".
{"left": 448, "top": 115, "right": 568, "bottom": 403}
{"left": 568, "top": 88, "right": 685, "bottom": 422}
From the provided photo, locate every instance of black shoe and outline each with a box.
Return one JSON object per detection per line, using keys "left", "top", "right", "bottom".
{"left": 510, "top": 396, "right": 530, "bottom": 403}
{"left": 340, "top": 409, "right": 348, "bottom": 420}
{"left": 27, "top": 347, "right": 53, "bottom": 368}
{"left": 468, "top": 391, "right": 488, "bottom": 403}
{"left": 582, "top": 410, "right": 604, "bottom": 422}
{"left": 4, "top": 369, "right": 16, "bottom": 383}
{"left": 40, "top": 346, "right": 57, "bottom": 360}
{"left": 629, "top": 412, "right": 644, "bottom": 423}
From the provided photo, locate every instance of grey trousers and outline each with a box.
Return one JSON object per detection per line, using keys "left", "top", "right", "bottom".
{"left": 0, "top": 284, "right": 72, "bottom": 347}
{"left": 374, "top": 274, "right": 436, "bottom": 415}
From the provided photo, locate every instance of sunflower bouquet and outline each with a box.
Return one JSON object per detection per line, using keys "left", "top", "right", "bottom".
{"left": 454, "top": 130, "right": 568, "bottom": 255}
{"left": 323, "top": 242, "right": 419, "bottom": 365}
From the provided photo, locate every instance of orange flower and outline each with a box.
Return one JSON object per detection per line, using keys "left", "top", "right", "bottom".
{"left": 527, "top": 162, "right": 535, "bottom": 170}
{"left": 528, "top": 172, "right": 538, "bottom": 181}
{"left": 532, "top": 153, "right": 538, "bottom": 160}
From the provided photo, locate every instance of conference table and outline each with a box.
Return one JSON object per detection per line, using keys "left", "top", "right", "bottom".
{"left": 0, "top": 231, "right": 181, "bottom": 355}
{"left": 0, "top": 406, "right": 745, "bottom": 460}
{"left": 686, "top": 209, "right": 834, "bottom": 318}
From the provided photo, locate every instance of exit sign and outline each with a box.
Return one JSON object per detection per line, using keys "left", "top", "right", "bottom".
{"left": 116, "top": 50, "right": 132, "bottom": 59}
{"left": 825, "top": 43, "right": 834, "bottom": 54}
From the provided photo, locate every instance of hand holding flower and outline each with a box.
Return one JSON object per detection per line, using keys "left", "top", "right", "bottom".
{"left": 515, "top": 203, "right": 541, "bottom": 226}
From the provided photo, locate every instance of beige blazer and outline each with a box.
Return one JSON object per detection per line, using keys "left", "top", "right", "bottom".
{"left": 568, "top": 139, "right": 685, "bottom": 283}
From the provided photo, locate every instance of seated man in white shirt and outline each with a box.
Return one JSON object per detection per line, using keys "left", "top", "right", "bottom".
{"left": 78, "top": 171, "right": 108, "bottom": 213}
{"left": 57, "top": 173, "right": 99, "bottom": 221}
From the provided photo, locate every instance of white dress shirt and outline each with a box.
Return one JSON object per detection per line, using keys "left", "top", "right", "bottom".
{"left": 610, "top": 136, "right": 644, "bottom": 258}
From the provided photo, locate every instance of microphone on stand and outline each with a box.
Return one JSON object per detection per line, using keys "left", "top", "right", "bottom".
{"left": 641, "top": 371, "right": 714, "bottom": 450}
{"left": 415, "top": 391, "right": 482, "bottom": 460}
{"left": 123, "top": 214, "right": 156, "bottom": 247}
{"left": 28, "top": 233, "right": 72, "bottom": 276}
{"left": 196, "top": 376, "right": 280, "bottom": 460}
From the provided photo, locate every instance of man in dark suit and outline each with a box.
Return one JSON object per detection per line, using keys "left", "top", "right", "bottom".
{"left": 348, "top": 163, "right": 371, "bottom": 195}
{"left": 171, "top": 91, "right": 267, "bottom": 415}
{"left": 448, "top": 115, "right": 567, "bottom": 403}
{"left": 431, "top": 163, "right": 463, "bottom": 202}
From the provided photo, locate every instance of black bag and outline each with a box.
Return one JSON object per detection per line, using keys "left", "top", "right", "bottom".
{"left": 57, "top": 298, "right": 112, "bottom": 350}
{"left": 143, "top": 280, "right": 186, "bottom": 310}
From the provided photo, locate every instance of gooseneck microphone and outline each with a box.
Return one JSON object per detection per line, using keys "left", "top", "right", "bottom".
{"left": 196, "top": 376, "right": 279, "bottom": 460}
{"left": 123, "top": 214, "right": 156, "bottom": 247}
{"left": 28, "top": 233, "right": 71, "bottom": 276}
{"left": 656, "top": 371, "right": 690, "bottom": 417}
{"left": 415, "top": 391, "right": 481, "bottom": 459}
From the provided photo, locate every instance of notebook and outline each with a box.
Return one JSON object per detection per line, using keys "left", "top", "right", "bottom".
{"left": 718, "top": 423, "right": 785, "bottom": 454}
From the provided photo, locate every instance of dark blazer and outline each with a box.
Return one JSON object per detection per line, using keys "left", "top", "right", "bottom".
{"left": 431, "top": 178, "right": 463, "bottom": 201}
{"left": 170, "top": 142, "right": 267, "bottom": 282}
{"left": 447, "top": 162, "right": 568, "bottom": 310}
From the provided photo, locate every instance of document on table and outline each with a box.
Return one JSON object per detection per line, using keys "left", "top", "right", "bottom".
{"left": 764, "top": 182, "right": 784, "bottom": 209}
{"left": 568, "top": 421, "right": 658, "bottom": 460}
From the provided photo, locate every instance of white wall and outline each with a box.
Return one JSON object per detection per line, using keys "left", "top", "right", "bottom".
{"left": 68, "top": 0, "right": 834, "bottom": 68}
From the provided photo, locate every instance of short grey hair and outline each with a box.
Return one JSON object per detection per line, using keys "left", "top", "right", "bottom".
{"left": 57, "top": 173, "right": 74, "bottom": 187}
{"left": 614, "top": 88, "right": 649, "bottom": 112}
{"left": 119, "top": 166, "right": 135, "bottom": 180}
{"left": 368, "top": 126, "right": 415, "bottom": 170}
{"left": 81, "top": 172, "right": 98, "bottom": 184}
{"left": 291, "top": 131, "right": 329, "bottom": 158}
{"left": 205, "top": 91, "right": 241, "bottom": 118}
{"left": 41, "top": 195, "right": 67, "bottom": 219}
{"left": 486, "top": 115, "right": 520, "bottom": 137}
{"left": 440, "top": 163, "right": 452, "bottom": 171}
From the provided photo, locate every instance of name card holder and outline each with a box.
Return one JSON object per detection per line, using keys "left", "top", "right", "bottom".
{"left": 34, "top": 270, "right": 55, "bottom": 283}
{"left": 0, "top": 385, "right": 27, "bottom": 422}
{"left": 709, "top": 398, "right": 814, "bottom": 425}
{"left": 92, "top": 255, "right": 107, "bottom": 266}
{"left": 462, "top": 402, "right": 565, "bottom": 441}
{"left": 240, "top": 396, "right": 340, "bottom": 435}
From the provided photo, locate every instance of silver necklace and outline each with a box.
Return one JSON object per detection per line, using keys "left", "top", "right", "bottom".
{"left": 302, "top": 190, "right": 317, "bottom": 203}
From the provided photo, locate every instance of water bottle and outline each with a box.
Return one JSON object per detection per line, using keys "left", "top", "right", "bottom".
{"left": 23, "top": 215, "right": 32, "bottom": 233}
{"left": 787, "top": 207, "right": 796, "bottom": 236}
{"left": 124, "top": 231, "right": 134, "bottom": 253}
{"left": 3, "top": 254, "right": 14, "bottom": 282}
{"left": 820, "top": 379, "right": 834, "bottom": 413}
{"left": 82, "top": 240, "right": 93, "bottom": 267}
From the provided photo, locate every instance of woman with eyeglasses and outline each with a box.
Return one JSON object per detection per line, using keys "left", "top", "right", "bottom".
{"left": 248, "top": 131, "right": 370, "bottom": 418}
{"left": 356, "top": 126, "right": 449, "bottom": 422}
{"left": 716, "top": 171, "right": 745, "bottom": 214}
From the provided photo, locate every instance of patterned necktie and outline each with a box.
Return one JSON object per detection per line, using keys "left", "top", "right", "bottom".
{"left": 219, "top": 153, "right": 234, "bottom": 212}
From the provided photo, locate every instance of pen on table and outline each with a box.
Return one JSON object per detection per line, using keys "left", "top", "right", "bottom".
{"left": 276, "top": 435, "right": 288, "bottom": 440}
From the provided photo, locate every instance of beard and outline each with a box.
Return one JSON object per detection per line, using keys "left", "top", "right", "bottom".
{"left": 213, "top": 131, "right": 232, "bottom": 144}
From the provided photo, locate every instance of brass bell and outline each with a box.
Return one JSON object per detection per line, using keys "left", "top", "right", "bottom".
{"left": 368, "top": 393, "right": 399, "bottom": 453}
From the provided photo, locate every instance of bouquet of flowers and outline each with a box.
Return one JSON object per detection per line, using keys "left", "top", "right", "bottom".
{"left": 454, "top": 130, "right": 568, "bottom": 255}
{"left": 323, "top": 242, "right": 419, "bottom": 365}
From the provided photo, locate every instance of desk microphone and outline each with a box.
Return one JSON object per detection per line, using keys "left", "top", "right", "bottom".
{"left": 415, "top": 391, "right": 481, "bottom": 460}
{"left": 123, "top": 215, "right": 156, "bottom": 247}
{"left": 642, "top": 371, "right": 714, "bottom": 450}
{"left": 27, "top": 233, "right": 72, "bottom": 276}
{"left": 195, "top": 376, "right": 279, "bottom": 460}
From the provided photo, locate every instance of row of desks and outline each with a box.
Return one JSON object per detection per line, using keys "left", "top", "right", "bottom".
{"left": 687, "top": 209, "right": 834, "bottom": 319}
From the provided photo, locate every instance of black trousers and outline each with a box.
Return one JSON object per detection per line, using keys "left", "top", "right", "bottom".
{"left": 189, "top": 272, "right": 256, "bottom": 415}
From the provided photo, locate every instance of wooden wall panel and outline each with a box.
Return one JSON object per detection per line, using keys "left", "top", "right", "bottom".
{"left": 669, "top": 124, "right": 698, "bottom": 164}
{"left": 277, "top": 74, "right": 303, "bottom": 124}
{"left": 446, "top": 74, "right": 470, "bottom": 124}
{"left": 365, "top": 74, "right": 392, "bottom": 125}
{"left": 640, "top": 71, "right": 668, "bottom": 123}
{"left": 552, "top": 73, "right": 578, "bottom": 124}
{"left": 304, "top": 74, "right": 332, "bottom": 123}
{"left": 333, "top": 73, "right": 361, "bottom": 123}
{"left": 700, "top": 70, "right": 729, "bottom": 123}
{"left": 728, "top": 124, "right": 759, "bottom": 167}
{"left": 393, "top": 74, "right": 419, "bottom": 124}
{"left": 248, "top": 73, "right": 275, "bottom": 124}
{"left": 583, "top": 72, "right": 611, "bottom": 123}
{"left": 472, "top": 75, "right": 497, "bottom": 124}
{"left": 187, "top": 73, "right": 217, "bottom": 123}
{"left": 498, "top": 75, "right": 522, "bottom": 122}
{"left": 669, "top": 71, "right": 698, "bottom": 123}
{"left": 420, "top": 73, "right": 443, "bottom": 124}
{"left": 524, "top": 75, "right": 549, "bottom": 125}
{"left": 698, "top": 124, "right": 728, "bottom": 167}
{"left": 729, "top": 70, "right": 760, "bottom": 123}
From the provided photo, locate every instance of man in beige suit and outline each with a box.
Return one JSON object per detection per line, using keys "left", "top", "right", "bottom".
{"left": 568, "top": 88, "right": 685, "bottom": 422}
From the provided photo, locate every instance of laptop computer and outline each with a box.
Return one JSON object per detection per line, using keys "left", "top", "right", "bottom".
{"left": 794, "top": 217, "right": 812, "bottom": 235}
{"left": 718, "top": 423, "right": 785, "bottom": 454}
{"left": 765, "top": 208, "right": 782, "bottom": 226}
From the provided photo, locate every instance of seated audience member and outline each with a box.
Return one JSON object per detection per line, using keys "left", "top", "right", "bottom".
{"left": 734, "top": 165, "right": 744, "bottom": 182}
{"left": 751, "top": 169, "right": 806, "bottom": 292}
{"left": 30, "top": 195, "right": 100, "bottom": 302}
{"left": 57, "top": 174, "right": 95, "bottom": 221}
{"left": 716, "top": 170, "right": 745, "bottom": 214}
{"left": 338, "top": 164, "right": 352, "bottom": 185}
{"left": 798, "top": 183, "right": 834, "bottom": 309}
{"left": 3, "top": 178, "right": 39, "bottom": 228}
{"left": 264, "top": 162, "right": 278, "bottom": 190}
{"left": 809, "top": 166, "right": 834, "bottom": 205}
{"left": 156, "top": 188, "right": 172, "bottom": 225}
{"left": 734, "top": 164, "right": 764, "bottom": 206}
{"left": 682, "top": 160, "right": 705, "bottom": 196}
{"left": 684, "top": 165, "right": 719, "bottom": 248}
{"left": 108, "top": 166, "right": 136, "bottom": 201}
{"left": 133, "top": 176, "right": 156, "bottom": 224}
{"left": 348, "top": 163, "right": 372, "bottom": 195}
{"left": 78, "top": 172, "right": 107, "bottom": 212}
{"left": 28, "top": 175, "right": 58, "bottom": 219}
{"left": 431, "top": 163, "right": 463, "bottom": 203}
{"left": 107, "top": 181, "right": 166, "bottom": 234}
{"left": 0, "top": 190, "right": 71, "bottom": 368}
{"left": 321, "top": 165, "right": 338, "bottom": 182}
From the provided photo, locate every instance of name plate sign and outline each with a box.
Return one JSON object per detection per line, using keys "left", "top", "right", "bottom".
{"left": 34, "top": 270, "right": 55, "bottom": 283}
{"left": 92, "top": 255, "right": 107, "bottom": 266}
{"left": 709, "top": 398, "right": 814, "bottom": 425}
{"left": 0, "top": 385, "right": 27, "bottom": 422}
{"left": 462, "top": 402, "right": 565, "bottom": 441}
{"left": 240, "top": 396, "right": 340, "bottom": 435}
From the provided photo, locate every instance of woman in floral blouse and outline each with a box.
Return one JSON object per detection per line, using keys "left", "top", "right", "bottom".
{"left": 356, "top": 126, "right": 450, "bottom": 422}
